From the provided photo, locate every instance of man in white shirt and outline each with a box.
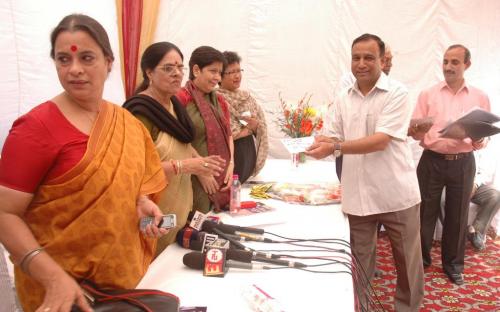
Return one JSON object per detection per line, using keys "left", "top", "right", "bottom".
{"left": 338, "top": 44, "right": 393, "bottom": 95}
{"left": 307, "top": 34, "right": 423, "bottom": 311}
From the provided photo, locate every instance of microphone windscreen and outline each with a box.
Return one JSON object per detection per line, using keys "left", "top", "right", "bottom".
{"left": 226, "top": 248, "right": 253, "bottom": 263}
{"left": 176, "top": 227, "right": 202, "bottom": 250}
{"left": 190, "top": 240, "right": 204, "bottom": 251}
{"left": 182, "top": 252, "right": 205, "bottom": 270}
{"left": 201, "top": 221, "right": 222, "bottom": 234}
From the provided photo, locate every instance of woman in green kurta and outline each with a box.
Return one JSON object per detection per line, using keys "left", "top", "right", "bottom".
{"left": 176, "top": 46, "right": 235, "bottom": 213}
{"left": 123, "top": 42, "right": 225, "bottom": 255}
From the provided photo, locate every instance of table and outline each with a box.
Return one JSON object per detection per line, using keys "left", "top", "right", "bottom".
{"left": 138, "top": 159, "right": 354, "bottom": 311}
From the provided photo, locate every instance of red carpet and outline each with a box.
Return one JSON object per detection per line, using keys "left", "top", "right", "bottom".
{"left": 372, "top": 234, "right": 500, "bottom": 311}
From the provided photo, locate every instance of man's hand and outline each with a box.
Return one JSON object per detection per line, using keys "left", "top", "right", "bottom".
{"left": 408, "top": 117, "right": 434, "bottom": 139}
{"left": 472, "top": 137, "right": 487, "bottom": 150}
{"left": 305, "top": 135, "right": 338, "bottom": 159}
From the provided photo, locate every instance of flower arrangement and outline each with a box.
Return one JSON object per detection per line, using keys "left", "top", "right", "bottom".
{"left": 278, "top": 93, "right": 323, "bottom": 138}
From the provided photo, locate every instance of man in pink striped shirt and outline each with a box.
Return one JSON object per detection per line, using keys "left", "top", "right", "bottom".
{"left": 410, "top": 44, "right": 490, "bottom": 285}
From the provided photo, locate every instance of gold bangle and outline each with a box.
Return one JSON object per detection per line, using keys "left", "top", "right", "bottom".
{"left": 19, "top": 247, "right": 44, "bottom": 274}
{"left": 178, "top": 160, "right": 183, "bottom": 175}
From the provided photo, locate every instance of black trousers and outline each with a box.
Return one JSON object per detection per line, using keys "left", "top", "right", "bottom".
{"left": 417, "top": 150, "right": 475, "bottom": 275}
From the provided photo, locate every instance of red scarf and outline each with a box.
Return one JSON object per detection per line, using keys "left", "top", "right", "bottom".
{"left": 185, "top": 81, "right": 231, "bottom": 210}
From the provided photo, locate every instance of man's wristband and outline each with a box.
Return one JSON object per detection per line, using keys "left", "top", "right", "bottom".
{"left": 333, "top": 142, "right": 342, "bottom": 158}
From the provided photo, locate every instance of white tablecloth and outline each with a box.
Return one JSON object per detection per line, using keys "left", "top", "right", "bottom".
{"left": 138, "top": 159, "right": 353, "bottom": 311}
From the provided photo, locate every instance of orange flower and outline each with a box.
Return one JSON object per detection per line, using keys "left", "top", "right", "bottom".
{"left": 301, "top": 119, "right": 313, "bottom": 135}
{"left": 278, "top": 92, "right": 324, "bottom": 138}
{"left": 316, "top": 119, "right": 323, "bottom": 131}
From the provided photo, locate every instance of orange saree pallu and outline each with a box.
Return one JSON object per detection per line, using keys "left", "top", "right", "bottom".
{"left": 15, "top": 102, "right": 166, "bottom": 311}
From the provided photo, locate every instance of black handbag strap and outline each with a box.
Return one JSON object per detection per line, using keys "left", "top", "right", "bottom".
{"left": 81, "top": 282, "right": 153, "bottom": 312}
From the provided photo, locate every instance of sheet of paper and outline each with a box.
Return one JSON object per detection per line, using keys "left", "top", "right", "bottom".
{"left": 280, "top": 136, "right": 314, "bottom": 153}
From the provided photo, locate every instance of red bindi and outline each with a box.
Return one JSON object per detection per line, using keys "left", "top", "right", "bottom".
{"left": 70, "top": 45, "right": 78, "bottom": 52}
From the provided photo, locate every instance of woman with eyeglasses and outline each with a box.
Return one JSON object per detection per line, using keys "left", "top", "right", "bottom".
{"left": 218, "top": 51, "right": 268, "bottom": 183}
{"left": 176, "top": 46, "right": 234, "bottom": 213}
{"left": 123, "top": 42, "right": 225, "bottom": 253}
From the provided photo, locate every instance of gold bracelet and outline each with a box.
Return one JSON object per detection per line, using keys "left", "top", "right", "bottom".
{"left": 19, "top": 247, "right": 44, "bottom": 274}
{"left": 178, "top": 160, "right": 183, "bottom": 175}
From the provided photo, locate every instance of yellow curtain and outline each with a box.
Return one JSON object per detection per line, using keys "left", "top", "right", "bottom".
{"left": 115, "top": 0, "right": 125, "bottom": 93}
{"left": 136, "top": 0, "right": 161, "bottom": 88}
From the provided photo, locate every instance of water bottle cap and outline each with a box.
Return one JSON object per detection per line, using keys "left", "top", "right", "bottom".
{"left": 232, "top": 174, "right": 239, "bottom": 179}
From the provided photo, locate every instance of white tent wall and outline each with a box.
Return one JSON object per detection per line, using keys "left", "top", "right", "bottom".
{"left": 0, "top": 0, "right": 499, "bottom": 185}
{"left": 0, "top": 0, "right": 124, "bottom": 148}
{"left": 154, "top": 0, "right": 500, "bottom": 162}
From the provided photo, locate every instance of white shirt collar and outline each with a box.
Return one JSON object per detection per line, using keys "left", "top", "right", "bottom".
{"left": 350, "top": 72, "right": 390, "bottom": 97}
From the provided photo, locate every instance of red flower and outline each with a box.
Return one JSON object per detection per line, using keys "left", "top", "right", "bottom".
{"left": 316, "top": 119, "right": 323, "bottom": 131}
{"left": 300, "top": 119, "right": 313, "bottom": 135}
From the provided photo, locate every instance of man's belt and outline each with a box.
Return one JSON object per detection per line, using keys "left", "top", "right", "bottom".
{"left": 425, "top": 150, "right": 471, "bottom": 160}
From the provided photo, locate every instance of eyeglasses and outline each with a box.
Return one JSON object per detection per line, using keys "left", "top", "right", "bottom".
{"left": 223, "top": 69, "right": 244, "bottom": 76}
{"left": 206, "top": 68, "right": 223, "bottom": 76}
{"left": 159, "top": 63, "right": 186, "bottom": 75}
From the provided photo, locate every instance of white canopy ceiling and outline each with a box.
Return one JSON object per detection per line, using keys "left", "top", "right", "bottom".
{"left": 1, "top": 0, "right": 499, "bottom": 185}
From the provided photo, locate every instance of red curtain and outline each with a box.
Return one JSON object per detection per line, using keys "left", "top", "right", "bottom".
{"left": 122, "top": 0, "right": 143, "bottom": 98}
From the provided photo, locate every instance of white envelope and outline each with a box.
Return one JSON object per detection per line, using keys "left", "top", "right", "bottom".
{"left": 280, "top": 136, "right": 314, "bottom": 153}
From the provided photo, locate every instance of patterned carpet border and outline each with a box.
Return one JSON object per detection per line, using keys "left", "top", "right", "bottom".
{"left": 372, "top": 234, "right": 500, "bottom": 311}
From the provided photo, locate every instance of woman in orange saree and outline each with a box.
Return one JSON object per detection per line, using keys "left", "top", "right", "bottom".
{"left": 0, "top": 14, "right": 167, "bottom": 312}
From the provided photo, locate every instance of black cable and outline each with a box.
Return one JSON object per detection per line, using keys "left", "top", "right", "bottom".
{"left": 265, "top": 231, "right": 352, "bottom": 249}
{"left": 265, "top": 239, "right": 385, "bottom": 312}
{"left": 235, "top": 230, "right": 385, "bottom": 311}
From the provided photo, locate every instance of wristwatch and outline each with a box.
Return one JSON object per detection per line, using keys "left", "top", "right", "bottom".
{"left": 333, "top": 143, "right": 342, "bottom": 158}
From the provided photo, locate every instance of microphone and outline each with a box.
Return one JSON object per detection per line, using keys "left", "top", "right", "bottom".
{"left": 226, "top": 249, "right": 307, "bottom": 268}
{"left": 204, "top": 226, "right": 289, "bottom": 262}
{"left": 175, "top": 227, "right": 217, "bottom": 251}
{"left": 201, "top": 220, "right": 264, "bottom": 235}
{"left": 183, "top": 251, "right": 271, "bottom": 270}
{"left": 224, "top": 232, "right": 275, "bottom": 243}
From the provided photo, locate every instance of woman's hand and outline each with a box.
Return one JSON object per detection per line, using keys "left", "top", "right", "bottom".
{"left": 220, "top": 161, "right": 235, "bottom": 192}
{"left": 184, "top": 155, "right": 225, "bottom": 176}
{"left": 136, "top": 195, "right": 169, "bottom": 238}
{"left": 36, "top": 268, "right": 92, "bottom": 312}
{"left": 197, "top": 175, "right": 219, "bottom": 194}
{"left": 241, "top": 116, "right": 259, "bottom": 134}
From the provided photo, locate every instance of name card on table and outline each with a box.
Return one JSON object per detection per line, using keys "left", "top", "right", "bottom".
{"left": 281, "top": 136, "right": 314, "bottom": 154}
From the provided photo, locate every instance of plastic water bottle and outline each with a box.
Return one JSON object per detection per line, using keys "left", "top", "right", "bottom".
{"left": 230, "top": 174, "right": 241, "bottom": 214}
